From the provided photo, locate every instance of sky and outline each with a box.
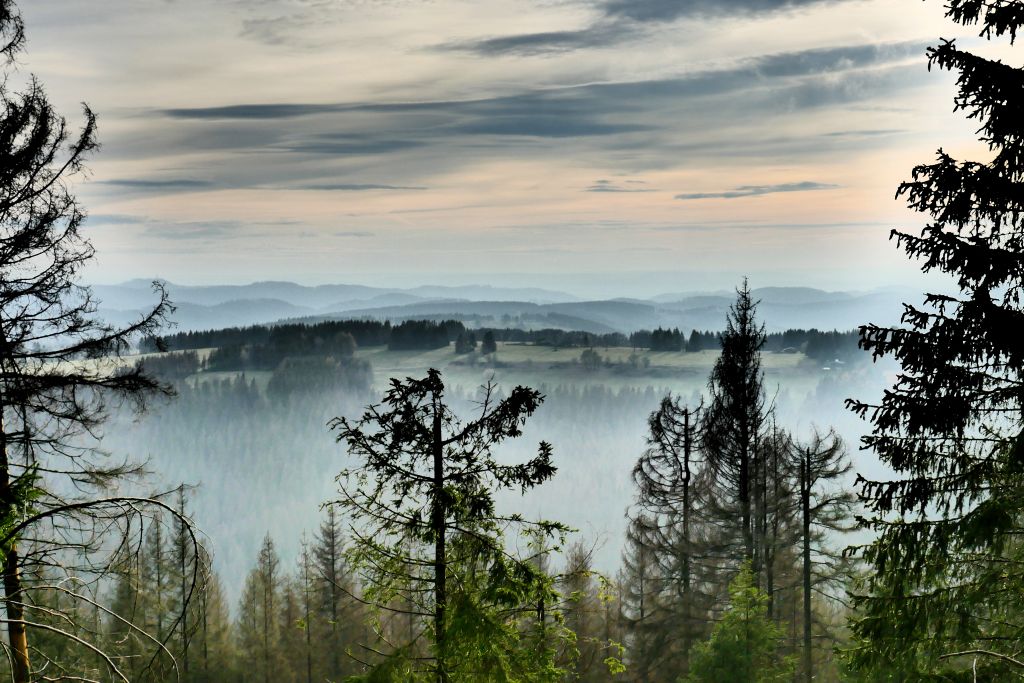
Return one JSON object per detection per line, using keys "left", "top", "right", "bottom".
{"left": 17, "top": 0, "right": 1002, "bottom": 296}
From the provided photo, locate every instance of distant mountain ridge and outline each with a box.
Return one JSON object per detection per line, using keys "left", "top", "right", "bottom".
{"left": 93, "top": 280, "right": 917, "bottom": 335}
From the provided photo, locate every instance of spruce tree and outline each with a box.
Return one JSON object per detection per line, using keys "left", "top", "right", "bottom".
{"left": 686, "top": 564, "right": 794, "bottom": 683}
{"left": 330, "top": 370, "right": 568, "bottom": 682}
{"left": 701, "top": 280, "right": 769, "bottom": 574}
{"left": 847, "top": 1, "right": 1024, "bottom": 676}
{"left": 628, "top": 395, "right": 713, "bottom": 678}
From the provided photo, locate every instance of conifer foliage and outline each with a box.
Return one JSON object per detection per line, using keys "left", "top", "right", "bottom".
{"left": 847, "top": 1, "right": 1024, "bottom": 676}
{"left": 330, "top": 369, "right": 569, "bottom": 682}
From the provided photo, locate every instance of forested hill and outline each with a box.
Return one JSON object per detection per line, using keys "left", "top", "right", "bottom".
{"left": 96, "top": 280, "right": 913, "bottom": 334}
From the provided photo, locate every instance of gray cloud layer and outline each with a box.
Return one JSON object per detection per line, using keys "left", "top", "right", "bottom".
{"left": 129, "top": 41, "right": 923, "bottom": 195}
{"left": 445, "top": 0, "right": 854, "bottom": 56}
{"left": 602, "top": 0, "right": 846, "bottom": 22}
{"left": 675, "top": 181, "right": 838, "bottom": 200}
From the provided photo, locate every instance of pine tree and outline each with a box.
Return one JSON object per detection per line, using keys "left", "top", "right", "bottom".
{"left": 619, "top": 517, "right": 668, "bottom": 682}
{"left": 142, "top": 514, "right": 174, "bottom": 678}
{"left": 701, "top": 280, "right": 769, "bottom": 575}
{"left": 628, "top": 395, "right": 713, "bottom": 677}
{"left": 846, "top": 1, "right": 1024, "bottom": 677}
{"left": 330, "top": 370, "right": 568, "bottom": 682}
{"left": 237, "top": 535, "right": 285, "bottom": 683}
{"left": 792, "top": 429, "right": 855, "bottom": 683}
{"left": 312, "top": 506, "right": 360, "bottom": 680}
{"left": 686, "top": 564, "right": 794, "bottom": 683}
{"left": 0, "top": 0, "right": 181, "bottom": 676}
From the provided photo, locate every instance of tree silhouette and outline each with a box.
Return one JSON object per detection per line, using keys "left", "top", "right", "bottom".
{"left": 330, "top": 369, "right": 569, "bottom": 682}
{"left": 847, "top": 1, "right": 1024, "bottom": 676}
{"left": 702, "top": 280, "right": 768, "bottom": 572}
{"left": 0, "top": 1, "right": 202, "bottom": 679}
{"left": 686, "top": 564, "right": 794, "bottom": 683}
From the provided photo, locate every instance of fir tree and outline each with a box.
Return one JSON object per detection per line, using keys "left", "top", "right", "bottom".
{"left": 846, "top": 1, "right": 1024, "bottom": 677}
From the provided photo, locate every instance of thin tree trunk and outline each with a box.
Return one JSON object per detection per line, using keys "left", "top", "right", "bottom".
{"left": 329, "top": 514, "right": 340, "bottom": 678}
{"left": 202, "top": 586, "right": 209, "bottom": 681}
{"left": 431, "top": 398, "right": 448, "bottom": 683}
{"left": 740, "top": 423, "right": 753, "bottom": 569}
{"left": 1, "top": 406, "right": 31, "bottom": 683}
{"left": 303, "top": 552, "right": 312, "bottom": 683}
{"left": 179, "top": 492, "right": 190, "bottom": 677}
{"left": 681, "top": 408, "right": 692, "bottom": 675}
{"left": 802, "top": 449, "right": 813, "bottom": 683}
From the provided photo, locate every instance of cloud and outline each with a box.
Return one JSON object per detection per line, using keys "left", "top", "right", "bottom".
{"left": 299, "top": 183, "right": 426, "bottom": 191}
{"left": 822, "top": 129, "right": 904, "bottom": 137}
{"left": 161, "top": 104, "right": 345, "bottom": 120}
{"left": 442, "top": 0, "right": 856, "bottom": 56}
{"left": 142, "top": 222, "right": 243, "bottom": 241}
{"left": 86, "top": 213, "right": 148, "bottom": 225}
{"left": 586, "top": 179, "right": 656, "bottom": 192}
{"left": 99, "top": 178, "right": 213, "bottom": 190}
{"left": 139, "top": 41, "right": 924, "bottom": 192}
{"left": 602, "top": 0, "right": 848, "bottom": 22}
{"left": 451, "top": 117, "right": 650, "bottom": 138}
{"left": 439, "top": 22, "right": 635, "bottom": 56}
{"left": 675, "top": 181, "right": 839, "bottom": 200}
{"left": 281, "top": 139, "right": 425, "bottom": 155}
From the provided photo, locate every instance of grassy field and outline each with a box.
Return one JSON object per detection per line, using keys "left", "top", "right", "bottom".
{"left": 356, "top": 342, "right": 823, "bottom": 397}
{"left": 142, "top": 341, "right": 827, "bottom": 400}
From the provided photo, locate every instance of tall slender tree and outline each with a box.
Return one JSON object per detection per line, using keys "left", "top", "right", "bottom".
{"left": 628, "top": 395, "right": 711, "bottom": 677}
{"left": 330, "top": 369, "right": 568, "bottom": 682}
{"left": 702, "top": 280, "right": 769, "bottom": 574}
{"left": 846, "top": 1, "right": 1024, "bottom": 677}
{"left": 792, "top": 429, "right": 854, "bottom": 683}
{"left": 0, "top": 0, "right": 203, "bottom": 678}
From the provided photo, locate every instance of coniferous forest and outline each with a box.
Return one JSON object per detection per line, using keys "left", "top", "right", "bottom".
{"left": 1, "top": 0, "right": 1023, "bottom": 681}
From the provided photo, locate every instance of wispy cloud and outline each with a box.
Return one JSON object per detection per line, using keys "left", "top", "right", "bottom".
{"left": 675, "top": 181, "right": 839, "bottom": 200}
{"left": 439, "top": 22, "right": 635, "bottom": 56}
{"left": 442, "top": 0, "right": 857, "bottom": 56}
{"left": 299, "top": 183, "right": 426, "bottom": 191}
{"left": 602, "top": 0, "right": 850, "bottom": 23}
{"left": 99, "top": 179, "right": 213, "bottom": 190}
{"left": 586, "top": 179, "right": 656, "bottom": 193}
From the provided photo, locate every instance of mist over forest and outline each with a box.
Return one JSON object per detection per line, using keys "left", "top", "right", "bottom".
{"left": 98, "top": 290, "right": 892, "bottom": 604}
{"left": 1, "top": 0, "right": 1023, "bottom": 681}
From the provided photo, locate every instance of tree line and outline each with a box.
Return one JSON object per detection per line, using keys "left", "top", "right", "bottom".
{"left": 1, "top": 0, "right": 1022, "bottom": 680}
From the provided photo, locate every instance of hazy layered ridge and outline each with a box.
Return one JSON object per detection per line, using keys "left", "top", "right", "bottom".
{"left": 95, "top": 280, "right": 913, "bottom": 334}
{"left": 100, "top": 338, "right": 889, "bottom": 604}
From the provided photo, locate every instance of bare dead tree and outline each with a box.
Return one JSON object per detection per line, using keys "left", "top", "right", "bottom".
{"left": 0, "top": 1, "right": 203, "bottom": 679}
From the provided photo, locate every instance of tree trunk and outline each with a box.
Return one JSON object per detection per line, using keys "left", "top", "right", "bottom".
{"left": 431, "top": 399, "right": 448, "bottom": 683}
{"left": 740, "top": 423, "right": 753, "bottom": 569}
{"left": 303, "top": 556, "right": 312, "bottom": 683}
{"left": 801, "top": 449, "right": 812, "bottom": 683}
{"left": 3, "top": 546, "right": 30, "bottom": 683}
{"left": 0, "top": 408, "right": 30, "bottom": 683}
{"left": 681, "top": 408, "right": 692, "bottom": 675}
{"left": 179, "top": 493, "right": 190, "bottom": 677}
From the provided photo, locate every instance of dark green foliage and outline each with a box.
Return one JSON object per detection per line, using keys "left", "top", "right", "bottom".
{"left": 686, "top": 564, "right": 794, "bottom": 683}
{"left": 453, "top": 331, "right": 477, "bottom": 354}
{"left": 702, "top": 280, "right": 768, "bottom": 569}
{"left": 138, "top": 351, "right": 202, "bottom": 380}
{"left": 648, "top": 328, "right": 685, "bottom": 352}
{"left": 145, "top": 320, "right": 394, "bottom": 353}
{"left": 685, "top": 330, "right": 721, "bottom": 352}
{"left": 331, "top": 370, "right": 569, "bottom": 682}
{"left": 206, "top": 329, "right": 359, "bottom": 372}
{"left": 480, "top": 330, "right": 498, "bottom": 354}
{"left": 579, "top": 348, "right": 602, "bottom": 371}
{"left": 266, "top": 355, "right": 372, "bottom": 399}
{"left": 388, "top": 320, "right": 463, "bottom": 351}
{"left": 846, "top": 1, "right": 1024, "bottom": 677}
